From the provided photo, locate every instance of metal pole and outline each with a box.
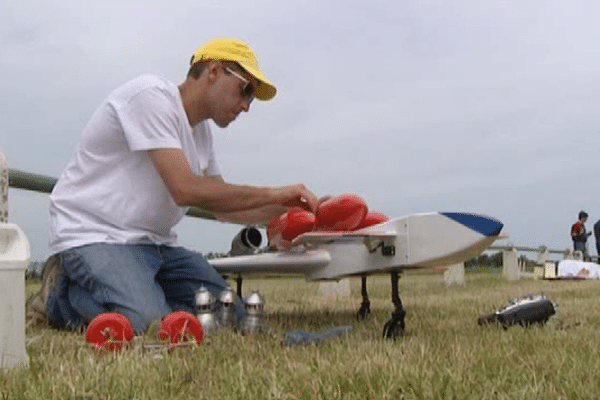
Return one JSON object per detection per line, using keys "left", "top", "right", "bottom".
{"left": 8, "top": 169, "right": 56, "bottom": 194}
{"left": 7, "top": 168, "right": 216, "bottom": 221}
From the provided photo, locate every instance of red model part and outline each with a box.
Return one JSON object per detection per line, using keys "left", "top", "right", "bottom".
{"left": 86, "top": 312, "right": 135, "bottom": 352}
{"left": 268, "top": 208, "right": 316, "bottom": 247}
{"left": 316, "top": 194, "right": 368, "bottom": 231}
{"left": 159, "top": 311, "right": 204, "bottom": 344}
{"left": 355, "top": 212, "right": 390, "bottom": 230}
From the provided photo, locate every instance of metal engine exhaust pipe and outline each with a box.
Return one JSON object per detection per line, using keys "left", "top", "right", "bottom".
{"left": 230, "top": 226, "right": 262, "bottom": 256}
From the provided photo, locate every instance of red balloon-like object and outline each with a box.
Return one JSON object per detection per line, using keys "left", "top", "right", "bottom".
{"left": 355, "top": 212, "right": 390, "bottom": 230}
{"left": 268, "top": 207, "right": 316, "bottom": 247}
{"left": 316, "top": 194, "right": 368, "bottom": 231}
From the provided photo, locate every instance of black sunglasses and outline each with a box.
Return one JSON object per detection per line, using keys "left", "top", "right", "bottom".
{"left": 224, "top": 66, "right": 256, "bottom": 101}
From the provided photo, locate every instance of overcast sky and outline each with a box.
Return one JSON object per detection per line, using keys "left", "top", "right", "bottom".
{"left": 2, "top": 0, "right": 600, "bottom": 261}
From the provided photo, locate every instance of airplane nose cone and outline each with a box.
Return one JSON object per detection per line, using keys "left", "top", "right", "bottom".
{"left": 441, "top": 212, "right": 503, "bottom": 237}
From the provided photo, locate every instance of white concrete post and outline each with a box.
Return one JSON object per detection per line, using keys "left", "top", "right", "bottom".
{"left": 502, "top": 247, "right": 520, "bottom": 281}
{"left": 0, "top": 151, "right": 7, "bottom": 223}
{"left": 536, "top": 246, "right": 549, "bottom": 266}
{"left": 0, "top": 152, "right": 8, "bottom": 254}
{"left": 444, "top": 263, "right": 465, "bottom": 286}
{"left": 0, "top": 151, "right": 30, "bottom": 369}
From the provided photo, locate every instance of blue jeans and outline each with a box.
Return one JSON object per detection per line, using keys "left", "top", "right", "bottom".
{"left": 574, "top": 241, "right": 588, "bottom": 260}
{"left": 47, "top": 243, "right": 244, "bottom": 333}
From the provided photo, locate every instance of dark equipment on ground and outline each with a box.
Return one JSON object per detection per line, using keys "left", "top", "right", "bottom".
{"left": 478, "top": 294, "right": 557, "bottom": 329}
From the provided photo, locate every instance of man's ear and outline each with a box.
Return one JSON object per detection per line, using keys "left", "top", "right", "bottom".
{"left": 205, "top": 60, "right": 222, "bottom": 83}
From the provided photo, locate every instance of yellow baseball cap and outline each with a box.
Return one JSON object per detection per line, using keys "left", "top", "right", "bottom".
{"left": 192, "top": 38, "right": 277, "bottom": 101}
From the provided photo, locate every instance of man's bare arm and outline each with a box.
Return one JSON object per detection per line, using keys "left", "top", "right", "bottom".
{"left": 202, "top": 175, "right": 289, "bottom": 225}
{"left": 214, "top": 205, "right": 290, "bottom": 226}
{"left": 148, "top": 148, "right": 318, "bottom": 213}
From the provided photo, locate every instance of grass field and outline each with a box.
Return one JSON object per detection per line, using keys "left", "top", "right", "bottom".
{"left": 3, "top": 269, "right": 600, "bottom": 399}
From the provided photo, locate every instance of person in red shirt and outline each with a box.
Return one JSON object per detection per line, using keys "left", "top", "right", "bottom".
{"left": 571, "top": 211, "right": 592, "bottom": 260}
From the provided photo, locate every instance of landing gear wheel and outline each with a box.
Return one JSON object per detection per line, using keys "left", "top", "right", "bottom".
{"left": 382, "top": 271, "right": 406, "bottom": 339}
{"left": 159, "top": 311, "right": 204, "bottom": 344}
{"left": 357, "top": 276, "right": 371, "bottom": 320}
{"left": 357, "top": 301, "right": 371, "bottom": 320}
{"left": 86, "top": 313, "right": 135, "bottom": 352}
{"left": 382, "top": 310, "right": 406, "bottom": 340}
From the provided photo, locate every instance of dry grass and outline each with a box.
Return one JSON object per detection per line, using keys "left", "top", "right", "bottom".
{"left": 3, "top": 269, "right": 600, "bottom": 399}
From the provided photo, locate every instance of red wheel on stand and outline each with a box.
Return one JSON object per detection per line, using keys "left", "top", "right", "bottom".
{"left": 159, "top": 311, "right": 204, "bottom": 344}
{"left": 86, "top": 313, "right": 135, "bottom": 352}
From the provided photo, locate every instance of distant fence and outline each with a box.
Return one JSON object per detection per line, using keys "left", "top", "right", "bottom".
{"left": 487, "top": 245, "right": 593, "bottom": 280}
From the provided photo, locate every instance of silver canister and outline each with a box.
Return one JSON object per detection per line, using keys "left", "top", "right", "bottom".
{"left": 195, "top": 285, "right": 219, "bottom": 334}
{"left": 217, "top": 286, "right": 238, "bottom": 329}
{"left": 241, "top": 290, "right": 265, "bottom": 335}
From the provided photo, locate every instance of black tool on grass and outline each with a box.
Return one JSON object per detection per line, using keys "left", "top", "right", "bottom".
{"left": 478, "top": 294, "right": 557, "bottom": 329}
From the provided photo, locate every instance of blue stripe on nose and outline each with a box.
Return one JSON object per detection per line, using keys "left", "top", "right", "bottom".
{"left": 441, "top": 212, "right": 503, "bottom": 237}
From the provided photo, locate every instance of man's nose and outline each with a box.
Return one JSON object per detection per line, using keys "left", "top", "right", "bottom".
{"left": 241, "top": 98, "right": 251, "bottom": 112}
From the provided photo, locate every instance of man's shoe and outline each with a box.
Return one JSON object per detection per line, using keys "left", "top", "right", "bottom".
{"left": 26, "top": 255, "right": 63, "bottom": 327}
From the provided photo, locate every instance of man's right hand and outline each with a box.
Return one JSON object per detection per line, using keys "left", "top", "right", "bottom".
{"left": 278, "top": 184, "right": 319, "bottom": 214}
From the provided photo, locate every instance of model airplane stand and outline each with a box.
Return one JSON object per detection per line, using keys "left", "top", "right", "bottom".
{"left": 211, "top": 212, "right": 504, "bottom": 339}
{"left": 86, "top": 311, "right": 203, "bottom": 352}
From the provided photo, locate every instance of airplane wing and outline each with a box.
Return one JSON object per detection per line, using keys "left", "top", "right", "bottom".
{"left": 209, "top": 249, "right": 330, "bottom": 275}
{"left": 209, "top": 211, "right": 505, "bottom": 280}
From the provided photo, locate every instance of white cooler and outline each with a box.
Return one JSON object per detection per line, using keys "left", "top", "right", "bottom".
{"left": 0, "top": 222, "right": 30, "bottom": 369}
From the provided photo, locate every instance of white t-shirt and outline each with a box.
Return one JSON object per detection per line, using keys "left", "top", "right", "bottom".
{"left": 49, "top": 74, "right": 220, "bottom": 255}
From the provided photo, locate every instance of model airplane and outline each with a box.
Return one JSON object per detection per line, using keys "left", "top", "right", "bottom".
{"left": 210, "top": 207, "right": 505, "bottom": 339}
